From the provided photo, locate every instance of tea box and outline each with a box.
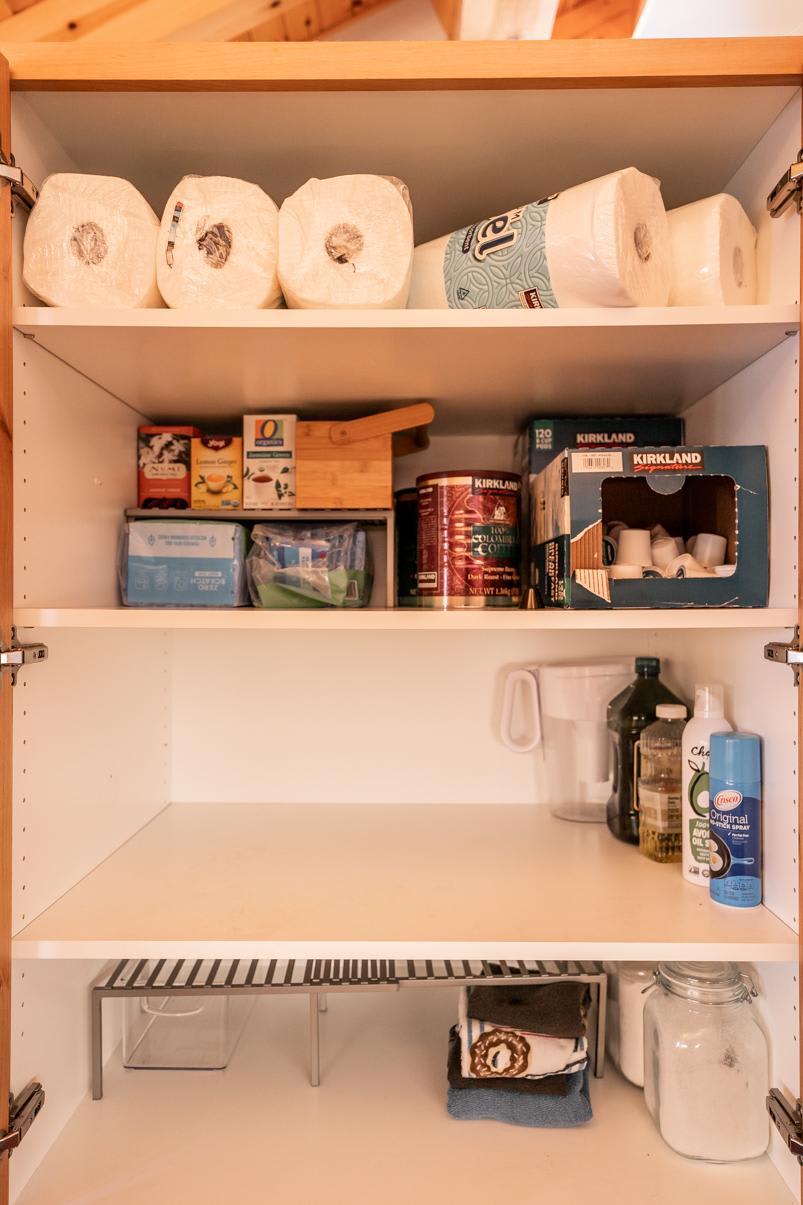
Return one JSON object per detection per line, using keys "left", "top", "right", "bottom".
{"left": 137, "top": 425, "right": 199, "bottom": 509}
{"left": 191, "top": 436, "right": 243, "bottom": 509}
{"left": 243, "top": 414, "right": 297, "bottom": 510}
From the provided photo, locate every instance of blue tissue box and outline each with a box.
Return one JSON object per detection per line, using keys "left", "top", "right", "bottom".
{"left": 121, "top": 521, "right": 248, "bottom": 608}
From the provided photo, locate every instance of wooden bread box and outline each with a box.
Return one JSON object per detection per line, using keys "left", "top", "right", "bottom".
{"left": 295, "top": 403, "right": 435, "bottom": 509}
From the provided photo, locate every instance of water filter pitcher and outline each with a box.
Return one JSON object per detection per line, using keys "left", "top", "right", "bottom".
{"left": 502, "top": 660, "right": 632, "bottom": 821}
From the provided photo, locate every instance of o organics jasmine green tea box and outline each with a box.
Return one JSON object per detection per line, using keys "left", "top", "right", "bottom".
{"left": 243, "top": 414, "right": 297, "bottom": 509}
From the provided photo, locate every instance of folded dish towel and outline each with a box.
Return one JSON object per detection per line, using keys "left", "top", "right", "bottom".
{"left": 459, "top": 989, "right": 587, "bottom": 1080}
{"left": 466, "top": 980, "right": 589, "bottom": 1039}
{"left": 447, "top": 1027, "right": 569, "bottom": 1097}
{"left": 447, "top": 1067, "right": 592, "bottom": 1128}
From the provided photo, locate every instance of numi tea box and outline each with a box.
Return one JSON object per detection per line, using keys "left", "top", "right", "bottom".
{"left": 191, "top": 436, "right": 243, "bottom": 509}
{"left": 243, "top": 414, "right": 297, "bottom": 509}
{"left": 137, "top": 425, "right": 200, "bottom": 509}
{"left": 531, "top": 444, "right": 768, "bottom": 610}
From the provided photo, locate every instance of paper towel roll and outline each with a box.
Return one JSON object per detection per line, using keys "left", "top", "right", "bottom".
{"left": 157, "top": 176, "right": 281, "bottom": 309}
{"left": 667, "top": 193, "right": 757, "bottom": 305}
{"left": 23, "top": 173, "right": 160, "bottom": 308}
{"left": 278, "top": 175, "right": 414, "bottom": 309}
{"left": 408, "top": 167, "right": 671, "bottom": 309}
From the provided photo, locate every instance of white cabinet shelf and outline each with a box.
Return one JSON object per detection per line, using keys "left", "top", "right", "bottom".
{"left": 12, "top": 804, "right": 796, "bottom": 961}
{"left": 14, "top": 305, "right": 799, "bottom": 431}
{"left": 14, "top": 606, "right": 797, "bottom": 631}
{"left": 14, "top": 990, "right": 794, "bottom": 1205}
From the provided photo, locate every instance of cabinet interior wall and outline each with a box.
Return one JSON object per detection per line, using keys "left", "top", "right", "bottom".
{"left": 5, "top": 80, "right": 802, "bottom": 1202}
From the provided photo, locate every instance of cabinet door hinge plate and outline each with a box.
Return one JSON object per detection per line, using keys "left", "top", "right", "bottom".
{"left": 0, "top": 143, "right": 39, "bottom": 213}
{"left": 764, "top": 626, "right": 803, "bottom": 684}
{"left": 0, "top": 1082, "right": 45, "bottom": 1158}
{"left": 768, "top": 1088, "right": 803, "bottom": 1162}
{"left": 768, "top": 149, "right": 803, "bottom": 218}
{"left": 0, "top": 627, "right": 48, "bottom": 686}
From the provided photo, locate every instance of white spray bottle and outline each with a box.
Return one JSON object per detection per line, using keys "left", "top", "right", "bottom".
{"left": 682, "top": 684, "right": 732, "bottom": 887}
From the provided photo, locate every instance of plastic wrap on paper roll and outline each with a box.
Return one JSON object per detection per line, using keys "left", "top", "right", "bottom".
{"left": 667, "top": 193, "right": 757, "bottom": 305}
{"left": 156, "top": 175, "right": 281, "bottom": 309}
{"left": 23, "top": 173, "right": 161, "bottom": 308}
{"left": 408, "top": 167, "right": 671, "bottom": 309}
{"left": 278, "top": 175, "right": 414, "bottom": 308}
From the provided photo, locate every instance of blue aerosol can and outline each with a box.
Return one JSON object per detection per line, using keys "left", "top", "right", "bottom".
{"left": 708, "top": 732, "right": 762, "bottom": 908}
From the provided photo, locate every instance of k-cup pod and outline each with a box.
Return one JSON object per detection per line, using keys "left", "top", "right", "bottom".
{"left": 616, "top": 528, "right": 652, "bottom": 567}
{"left": 714, "top": 564, "right": 737, "bottom": 577}
{"left": 606, "top": 521, "right": 628, "bottom": 540}
{"left": 608, "top": 564, "right": 643, "bottom": 580}
{"left": 643, "top": 568, "right": 663, "bottom": 579}
{"left": 693, "top": 532, "right": 727, "bottom": 568}
{"left": 673, "top": 536, "right": 686, "bottom": 555}
{"left": 664, "top": 553, "right": 715, "bottom": 579}
{"left": 651, "top": 535, "right": 679, "bottom": 569}
{"left": 650, "top": 523, "right": 671, "bottom": 540}
{"left": 603, "top": 535, "right": 618, "bottom": 566}
{"left": 686, "top": 535, "right": 698, "bottom": 555}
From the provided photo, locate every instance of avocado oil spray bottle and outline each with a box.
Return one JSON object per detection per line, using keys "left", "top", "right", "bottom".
{"left": 681, "top": 685, "right": 732, "bottom": 887}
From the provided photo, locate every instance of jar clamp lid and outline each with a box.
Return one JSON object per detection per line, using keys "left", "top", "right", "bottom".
{"left": 654, "top": 962, "right": 757, "bottom": 1004}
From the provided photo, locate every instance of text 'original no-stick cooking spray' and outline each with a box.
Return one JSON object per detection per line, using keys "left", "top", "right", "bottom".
{"left": 709, "top": 731, "right": 762, "bottom": 909}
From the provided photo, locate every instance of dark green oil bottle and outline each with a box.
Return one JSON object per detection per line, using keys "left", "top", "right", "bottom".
{"left": 606, "top": 657, "right": 686, "bottom": 845}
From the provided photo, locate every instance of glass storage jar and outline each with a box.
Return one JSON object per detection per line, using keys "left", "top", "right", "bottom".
{"left": 643, "top": 962, "right": 769, "bottom": 1162}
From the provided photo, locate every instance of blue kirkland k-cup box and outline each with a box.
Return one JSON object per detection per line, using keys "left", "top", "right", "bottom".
{"left": 527, "top": 416, "right": 685, "bottom": 477}
{"left": 709, "top": 732, "right": 762, "bottom": 908}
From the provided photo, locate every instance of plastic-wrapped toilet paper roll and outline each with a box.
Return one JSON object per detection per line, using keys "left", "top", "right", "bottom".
{"left": 408, "top": 167, "right": 671, "bottom": 309}
{"left": 278, "top": 175, "right": 414, "bottom": 309}
{"left": 667, "top": 193, "right": 757, "bottom": 305}
{"left": 157, "top": 176, "right": 281, "bottom": 309}
{"left": 23, "top": 173, "right": 160, "bottom": 308}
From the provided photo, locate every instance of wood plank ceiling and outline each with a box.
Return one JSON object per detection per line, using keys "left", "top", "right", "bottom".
{"left": 0, "top": 0, "right": 643, "bottom": 42}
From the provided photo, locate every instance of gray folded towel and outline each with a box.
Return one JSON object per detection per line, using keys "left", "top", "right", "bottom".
{"left": 466, "top": 981, "right": 589, "bottom": 1038}
{"left": 447, "top": 1066, "right": 592, "bottom": 1128}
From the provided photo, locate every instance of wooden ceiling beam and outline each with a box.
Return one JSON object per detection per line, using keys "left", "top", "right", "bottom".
{"left": 431, "top": 0, "right": 461, "bottom": 38}
{"left": 75, "top": 0, "right": 314, "bottom": 42}
{"left": 553, "top": 0, "right": 645, "bottom": 39}
{"left": 239, "top": 0, "right": 390, "bottom": 43}
{"left": 0, "top": 0, "right": 145, "bottom": 40}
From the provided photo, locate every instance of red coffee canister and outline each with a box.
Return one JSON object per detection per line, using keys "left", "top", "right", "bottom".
{"left": 416, "top": 470, "right": 522, "bottom": 609}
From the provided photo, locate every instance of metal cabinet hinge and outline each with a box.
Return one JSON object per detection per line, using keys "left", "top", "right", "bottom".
{"left": 0, "top": 1082, "right": 45, "bottom": 1159}
{"left": 0, "top": 146, "right": 39, "bottom": 213}
{"left": 764, "top": 626, "right": 803, "bottom": 684}
{"left": 0, "top": 627, "right": 48, "bottom": 686}
{"left": 768, "top": 1088, "right": 803, "bottom": 1162}
{"left": 767, "top": 149, "right": 803, "bottom": 218}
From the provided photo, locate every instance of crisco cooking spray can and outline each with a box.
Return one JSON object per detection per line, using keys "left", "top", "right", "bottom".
{"left": 708, "top": 732, "right": 762, "bottom": 908}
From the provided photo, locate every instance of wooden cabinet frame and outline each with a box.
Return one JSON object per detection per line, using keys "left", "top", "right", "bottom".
{"left": 0, "top": 37, "right": 800, "bottom": 1203}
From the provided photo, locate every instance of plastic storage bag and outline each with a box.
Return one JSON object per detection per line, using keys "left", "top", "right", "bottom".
{"left": 247, "top": 523, "right": 372, "bottom": 608}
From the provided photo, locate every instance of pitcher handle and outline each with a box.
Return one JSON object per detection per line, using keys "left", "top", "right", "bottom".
{"left": 500, "top": 669, "right": 542, "bottom": 753}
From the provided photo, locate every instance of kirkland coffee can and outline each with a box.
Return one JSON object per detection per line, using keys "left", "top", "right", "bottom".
{"left": 394, "top": 488, "right": 419, "bottom": 606}
{"left": 416, "top": 470, "right": 521, "bottom": 608}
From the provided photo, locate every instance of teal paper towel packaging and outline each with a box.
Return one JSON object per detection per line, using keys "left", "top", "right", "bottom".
{"left": 709, "top": 732, "right": 762, "bottom": 909}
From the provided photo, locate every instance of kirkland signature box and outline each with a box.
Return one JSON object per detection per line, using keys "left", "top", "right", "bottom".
{"left": 531, "top": 444, "right": 768, "bottom": 609}
{"left": 527, "top": 416, "right": 685, "bottom": 477}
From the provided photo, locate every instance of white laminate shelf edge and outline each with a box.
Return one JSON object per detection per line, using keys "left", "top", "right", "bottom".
{"left": 13, "top": 305, "right": 800, "bottom": 429}
{"left": 13, "top": 607, "right": 799, "bottom": 631}
{"left": 14, "top": 991, "right": 794, "bottom": 1205}
{"left": 12, "top": 804, "right": 797, "bottom": 961}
